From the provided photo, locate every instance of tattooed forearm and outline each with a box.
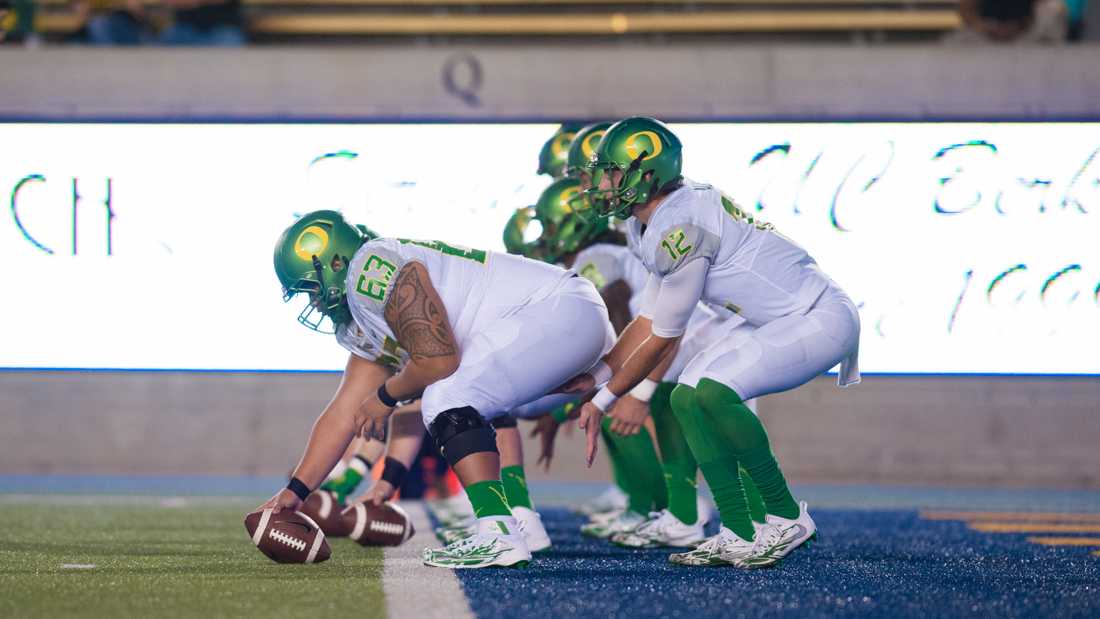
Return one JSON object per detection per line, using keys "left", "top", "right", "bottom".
{"left": 384, "top": 262, "right": 457, "bottom": 361}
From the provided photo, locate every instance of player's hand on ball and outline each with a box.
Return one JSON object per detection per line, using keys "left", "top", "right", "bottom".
{"left": 355, "top": 480, "right": 396, "bottom": 506}
{"left": 257, "top": 488, "right": 302, "bottom": 515}
{"left": 577, "top": 402, "right": 604, "bottom": 468}
{"left": 529, "top": 415, "right": 561, "bottom": 471}
{"left": 608, "top": 395, "right": 648, "bottom": 436}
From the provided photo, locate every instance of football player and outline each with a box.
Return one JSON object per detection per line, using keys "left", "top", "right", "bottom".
{"left": 533, "top": 163, "right": 768, "bottom": 550}
{"left": 571, "top": 118, "right": 861, "bottom": 568}
{"left": 259, "top": 210, "right": 614, "bottom": 569}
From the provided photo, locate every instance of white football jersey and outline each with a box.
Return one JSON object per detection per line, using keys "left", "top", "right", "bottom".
{"left": 572, "top": 243, "right": 651, "bottom": 317}
{"left": 627, "top": 179, "right": 832, "bottom": 327}
{"left": 342, "top": 237, "right": 573, "bottom": 370}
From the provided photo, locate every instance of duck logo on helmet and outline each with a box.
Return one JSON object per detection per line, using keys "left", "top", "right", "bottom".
{"left": 625, "top": 131, "right": 664, "bottom": 162}
{"left": 294, "top": 225, "right": 330, "bottom": 261}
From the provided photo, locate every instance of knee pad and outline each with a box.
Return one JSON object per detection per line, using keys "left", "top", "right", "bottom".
{"left": 427, "top": 407, "right": 498, "bottom": 468}
{"left": 489, "top": 415, "right": 517, "bottom": 430}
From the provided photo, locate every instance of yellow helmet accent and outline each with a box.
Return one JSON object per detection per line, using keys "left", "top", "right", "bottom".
{"left": 293, "top": 225, "right": 330, "bottom": 261}
{"left": 625, "top": 130, "right": 664, "bottom": 161}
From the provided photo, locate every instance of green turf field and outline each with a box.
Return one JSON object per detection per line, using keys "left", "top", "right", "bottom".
{"left": 0, "top": 500, "right": 386, "bottom": 619}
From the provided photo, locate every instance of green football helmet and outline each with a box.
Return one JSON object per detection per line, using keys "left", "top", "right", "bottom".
{"left": 273, "top": 210, "right": 372, "bottom": 333}
{"left": 537, "top": 123, "right": 584, "bottom": 179}
{"left": 534, "top": 177, "right": 609, "bottom": 263}
{"left": 564, "top": 122, "right": 611, "bottom": 180}
{"left": 585, "top": 116, "right": 683, "bottom": 220}
{"left": 502, "top": 206, "right": 547, "bottom": 260}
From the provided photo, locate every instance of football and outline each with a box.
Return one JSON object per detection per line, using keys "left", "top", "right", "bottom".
{"left": 244, "top": 508, "right": 331, "bottom": 564}
{"left": 342, "top": 501, "right": 415, "bottom": 547}
{"left": 299, "top": 490, "right": 349, "bottom": 537}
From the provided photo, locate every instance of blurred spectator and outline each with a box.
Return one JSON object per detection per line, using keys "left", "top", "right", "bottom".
{"left": 949, "top": 0, "right": 1067, "bottom": 43}
{"left": 72, "top": 1, "right": 150, "bottom": 45}
{"left": 1, "top": 0, "right": 40, "bottom": 44}
{"left": 160, "top": 0, "right": 244, "bottom": 46}
{"left": 1065, "top": 0, "right": 1090, "bottom": 39}
{"left": 0, "top": 1, "right": 10, "bottom": 42}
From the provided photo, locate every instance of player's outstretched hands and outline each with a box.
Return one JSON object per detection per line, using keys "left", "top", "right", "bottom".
{"left": 554, "top": 372, "right": 595, "bottom": 395}
{"left": 257, "top": 488, "right": 302, "bottom": 515}
{"left": 529, "top": 415, "right": 561, "bottom": 471}
{"left": 355, "top": 479, "right": 396, "bottom": 506}
{"left": 577, "top": 401, "right": 604, "bottom": 467}
{"left": 608, "top": 395, "right": 648, "bottom": 436}
{"left": 358, "top": 393, "right": 395, "bottom": 441}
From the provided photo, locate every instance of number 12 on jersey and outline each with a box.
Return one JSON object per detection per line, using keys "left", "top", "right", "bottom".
{"left": 661, "top": 228, "right": 693, "bottom": 260}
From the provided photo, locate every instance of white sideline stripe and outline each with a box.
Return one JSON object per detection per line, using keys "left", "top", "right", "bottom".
{"left": 383, "top": 501, "right": 474, "bottom": 619}
{"left": 252, "top": 508, "right": 272, "bottom": 546}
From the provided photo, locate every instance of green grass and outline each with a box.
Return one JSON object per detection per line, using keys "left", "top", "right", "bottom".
{"left": 0, "top": 499, "right": 386, "bottom": 618}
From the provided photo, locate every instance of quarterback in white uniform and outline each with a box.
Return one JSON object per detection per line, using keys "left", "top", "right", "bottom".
{"left": 527, "top": 159, "right": 771, "bottom": 550}
{"left": 260, "top": 210, "right": 613, "bottom": 569}
{"left": 571, "top": 117, "right": 861, "bottom": 568}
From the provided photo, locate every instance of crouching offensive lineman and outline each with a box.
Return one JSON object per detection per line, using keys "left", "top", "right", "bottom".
{"left": 257, "top": 210, "right": 614, "bottom": 569}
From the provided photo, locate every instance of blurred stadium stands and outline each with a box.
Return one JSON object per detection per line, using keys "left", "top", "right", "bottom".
{"left": 30, "top": 0, "right": 962, "bottom": 41}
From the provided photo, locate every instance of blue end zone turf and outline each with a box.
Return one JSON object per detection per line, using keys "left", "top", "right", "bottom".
{"left": 454, "top": 508, "right": 1100, "bottom": 618}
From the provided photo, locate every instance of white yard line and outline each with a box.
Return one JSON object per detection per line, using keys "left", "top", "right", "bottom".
{"left": 383, "top": 501, "right": 474, "bottom": 619}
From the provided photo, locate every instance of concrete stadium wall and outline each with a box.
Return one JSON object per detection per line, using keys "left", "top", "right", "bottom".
{"left": 1, "top": 45, "right": 1098, "bottom": 487}
{"left": 1, "top": 371, "right": 1097, "bottom": 488}
{"left": 1, "top": 45, "right": 1099, "bottom": 120}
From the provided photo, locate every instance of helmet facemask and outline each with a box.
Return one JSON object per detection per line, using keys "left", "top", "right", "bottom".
{"left": 586, "top": 154, "right": 657, "bottom": 221}
{"left": 284, "top": 253, "right": 353, "bottom": 334}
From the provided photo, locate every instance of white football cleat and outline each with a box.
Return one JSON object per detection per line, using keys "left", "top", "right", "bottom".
{"left": 741, "top": 500, "right": 817, "bottom": 568}
{"left": 586, "top": 507, "right": 625, "bottom": 526}
{"left": 611, "top": 510, "right": 706, "bottom": 549}
{"left": 580, "top": 509, "right": 645, "bottom": 539}
{"left": 434, "top": 522, "right": 477, "bottom": 545}
{"left": 670, "top": 526, "right": 757, "bottom": 567}
{"left": 576, "top": 485, "right": 628, "bottom": 517}
{"left": 512, "top": 506, "right": 552, "bottom": 553}
{"left": 422, "top": 517, "right": 531, "bottom": 569}
{"left": 427, "top": 493, "right": 476, "bottom": 528}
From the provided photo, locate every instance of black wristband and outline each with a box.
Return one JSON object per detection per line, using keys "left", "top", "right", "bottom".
{"left": 377, "top": 382, "right": 399, "bottom": 408}
{"left": 286, "top": 477, "right": 311, "bottom": 502}
{"left": 380, "top": 457, "right": 408, "bottom": 488}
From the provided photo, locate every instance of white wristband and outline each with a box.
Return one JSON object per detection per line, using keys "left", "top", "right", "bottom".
{"left": 591, "top": 386, "right": 619, "bottom": 412}
{"left": 588, "top": 361, "right": 613, "bottom": 387}
{"left": 629, "top": 379, "right": 659, "bottom": 403}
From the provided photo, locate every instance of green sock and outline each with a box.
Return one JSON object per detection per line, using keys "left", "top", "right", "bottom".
{"left": 696, "top": 379, "right": 799, "bottom": 520}
{"left": 740, "top": 465, "right": 767, "bottom": 524}
{"left": 670, "top": 384, "right": 755, "bottom": 540}
{"left": 601, "top": 416, "right": 666, "bottom": 514}
{"left": 500, "top": 465, "right": 533, "bottom": 510}
{"left": 651, "top": 382, "right": 700, "bottom": 524}
{"left": 465, "top": 480, "right": 511, "bottom": 518}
